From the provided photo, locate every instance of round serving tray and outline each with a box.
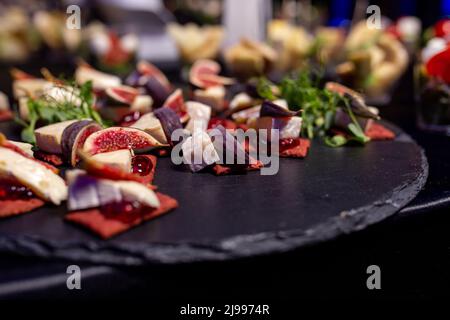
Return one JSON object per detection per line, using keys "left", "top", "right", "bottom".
{"left": 0, "top": 121, "right": 428, "bottom": 265}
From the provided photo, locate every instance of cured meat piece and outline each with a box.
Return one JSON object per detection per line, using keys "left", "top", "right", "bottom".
{"left": 65, "top": 192, "right": 178, "bottom": 239}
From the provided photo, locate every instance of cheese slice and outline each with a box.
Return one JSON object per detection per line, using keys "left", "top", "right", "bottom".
{"left": 35, "top": 120, "right": 79, "bottom": 154}
{"left": 0, "top": 147, "right": 67, "bottom": 205}
{"left": 75, "top": 66, "right": 121, "bottom": 90}
{"left": 12, "top": 78, "right": 50, "bottom": 99}
{"left": 90, "top": 150, "right": 132, "bottom": 173}
{"left": 8, "top": 141, "right": 33, "bottom": 156}
{"left": 131, "top": 113, "right": 167, "bottom": 144}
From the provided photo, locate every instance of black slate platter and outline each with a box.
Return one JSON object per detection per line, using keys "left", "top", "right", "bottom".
{"left": 0, "top": 121, "right": 428, "bottom": 265}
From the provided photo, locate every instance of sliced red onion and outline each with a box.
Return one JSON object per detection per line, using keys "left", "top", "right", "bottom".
{"left": 260, "top": 100, "right": 299, "bottom": 118}
{"left": 154, "top": 107, "right": 183, "bottom": 145}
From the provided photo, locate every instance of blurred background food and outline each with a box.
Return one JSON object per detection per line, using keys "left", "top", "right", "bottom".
{"left": 0, "top": 0, "right": 450, "bottom": 132}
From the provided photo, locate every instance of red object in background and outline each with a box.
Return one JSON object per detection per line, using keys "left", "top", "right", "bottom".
{"left": 365, "top": 123, "right": 396, "bottom": 141}
{"left": 0, "top": 110, "right": 13, "bottom": 122}
{"left": 103, "top": 32, "right": 130, "bottom": 66}
{"left": 425, "top": 47, "right": 450, "bottom": 83}
{"left": 386, "top": 24, "right": 401, "bottom": 39}
{"left": 435, "top": 18, "right": 450, "bottom": 38}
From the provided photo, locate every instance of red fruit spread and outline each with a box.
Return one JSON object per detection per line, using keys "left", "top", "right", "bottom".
{"left": 119, "top": 111, "right": 141, "bottom": 127}
{"left": 132, "top": 155, "right": 154, "bottom": 176}
{"left": 279, "top": 138, "right": 301, "bottom": 153}
{"left": 0, "top": 180, "right": 34, "bottom": 200}
{"left": 0, "top": 179, "right": 44, "bottom": 218}
{"left": 66, "top": 192, "right": 178, "bottom": 239}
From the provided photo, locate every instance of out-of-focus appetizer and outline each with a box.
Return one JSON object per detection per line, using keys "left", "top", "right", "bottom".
{"left": 416, "top": 19, "right": 450, "bottom": 132}
{"left": 267, "top": 20, "right": 314, "bottom": 71}
{"left": 336, "top": 21, "right": 409, "bottom": 99}
{"left": 167, "top": 23, "right": 224, "bottom": 63}
{"left": 224, "top": 38, "right": 277, "bottom": 80}
{"left": 0, "top": 7, "right": 40, "bottom": 62}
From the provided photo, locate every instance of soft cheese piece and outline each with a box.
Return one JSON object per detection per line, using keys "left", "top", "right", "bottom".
{"left": 75, "top": 66, "right": 121, "bottom": 90}
{"left": 130, "top": 95, "right": 153, "bottom": 113}
{"left": 8, "top": 141, "right": 33, "bottom": 156}
{"left": 280, "top": 116, "right": 302, "bottom": 139}
{"left": 90, "top": 150, "right": 132, "bottom": 172}
{"left": 0, "top": 147, "right": 67, "bottom": 205}
{"left": 193, "top": 85, "right": 225, "bottom": 112}
{"left": 185, "top": 101, "right": 211, "bottom": 134}
{"left": 131, "top": 113, "right": 167, "bottom": 144}
{"left": 35, "top": 120, "right": 79, "bottom": 154}
{"left": 12, "top": 78, "right": 50, "bottom": 99}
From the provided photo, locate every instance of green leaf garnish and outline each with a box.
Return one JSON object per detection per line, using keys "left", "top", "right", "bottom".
{"left": 18, "top": 80, "right": 105, "bottom": 144}
{"left": 257, "top": 69, "right": 371, "bottom": 147}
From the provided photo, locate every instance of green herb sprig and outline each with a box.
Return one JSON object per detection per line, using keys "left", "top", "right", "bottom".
{"left": 257, "top": 70, "right": 370, "bottom": 147}
{"left": 16, "top": 80, "right": 105, "bottom": 144}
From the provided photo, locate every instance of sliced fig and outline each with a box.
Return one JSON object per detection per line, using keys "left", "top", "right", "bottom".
{"left": 153, "top": 108, "right": 183, "bottom": 145}
{"left": 137, "top": 61, "right": 171, "bottom": 90}
{"left": 142, "top": 76, "right": 172, "bottom": 108}
{"left": 260, "top": 100, "right": 299, "bottom": 118}
{"left": 105, "top": 85, "right": 139, "bottom": 105}
{"left": 189, "top": 59, "right": 234, "bottom": 89}
{"left": 61, "top": 120, "right": 103, "bottom": 166}
{"left": 125, "top": 61, "right": 171, "bottom": 108}
{"left": 162, "top": 89, "right": 189, "bottom": 123}
{"left": 83, "top": 127, "right": 163, "bottom": 156}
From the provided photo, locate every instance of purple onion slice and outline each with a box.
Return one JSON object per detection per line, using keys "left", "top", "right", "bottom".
{"left": 259, "top": 100, "right": 299, "bottom": 118}
{"left": 154, "top": 107, "right": 183, "bottom": 145}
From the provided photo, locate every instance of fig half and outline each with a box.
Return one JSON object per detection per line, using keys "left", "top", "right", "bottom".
{"left": 105, "top": 85, "right": 139, "bottom": 105}
{"left": 83, "top": 127, "right": 164, "bottom": 156}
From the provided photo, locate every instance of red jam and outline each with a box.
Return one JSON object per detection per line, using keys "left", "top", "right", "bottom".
{"left": 100, "top": 201, "right": 152, "bottom": 223}
{"left": 119, "top": 111, "right": 141, "bottom": 127}
{"left": 0, "top": 180, "right": 34, "bottom": 200}
{"left": 132, "top": 155, "right": 154, "bottom": 176}
{"left": 279, "top": 138, "right": 301, "bottom": 153}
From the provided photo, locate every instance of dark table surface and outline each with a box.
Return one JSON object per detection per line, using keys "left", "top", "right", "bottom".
{"left": 0, "top": 64, "right": 449, "bottom": 303}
